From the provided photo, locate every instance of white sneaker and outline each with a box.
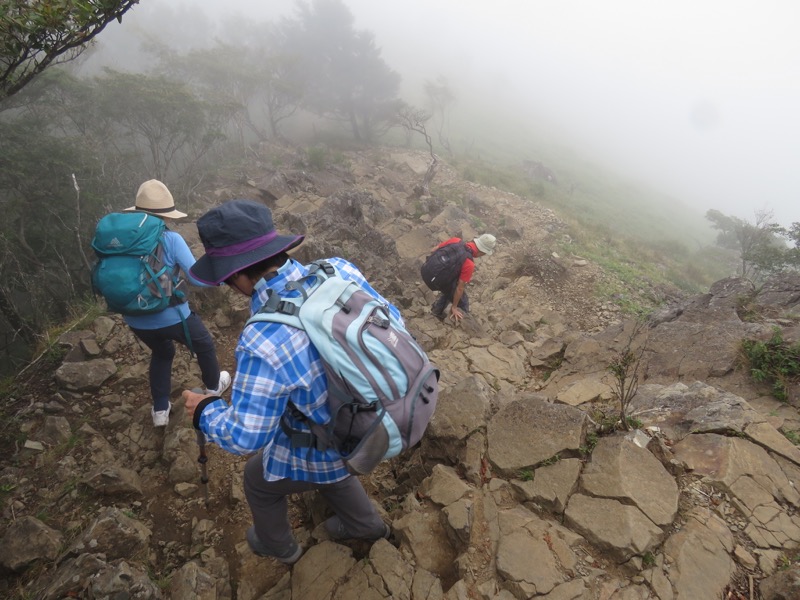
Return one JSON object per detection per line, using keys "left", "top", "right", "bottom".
{"left": 152, "top": 402, "right": 172, "bottom": 427}
{"left": 205, "top": 370, "right": 231, "bottom": 396}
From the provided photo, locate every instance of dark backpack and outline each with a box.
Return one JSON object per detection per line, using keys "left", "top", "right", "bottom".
{"left": 91, "top": 212, "right": 187, "bottom": 316}
{"left": 246, "top": 260, "right": 440, "bottom": 475}
{"left": 420, "top": 241, "right": 472, "bottom": 291}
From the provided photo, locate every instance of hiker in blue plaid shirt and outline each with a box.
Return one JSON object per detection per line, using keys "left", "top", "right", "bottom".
{"left": 183, "top": 199, "right": 392, "bottom": 565}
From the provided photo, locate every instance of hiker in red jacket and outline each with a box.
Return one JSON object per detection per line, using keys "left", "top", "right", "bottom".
{"left": 428, "top": 234, "right": 496, "bottom": 322}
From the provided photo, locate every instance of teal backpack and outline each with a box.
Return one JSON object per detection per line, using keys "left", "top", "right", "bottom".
{"left": 91, "top": 212, "right": 187, "bottom": 316}
{"left": 247, "top": 261, "right": 439, "bottom": 475}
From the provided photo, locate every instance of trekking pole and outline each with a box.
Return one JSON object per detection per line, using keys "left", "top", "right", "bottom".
{"left": 196, "top": 429, "right": 210, "bottom": 508}
{"left": 192, "top": 388, "right": 210, "bottom": 508}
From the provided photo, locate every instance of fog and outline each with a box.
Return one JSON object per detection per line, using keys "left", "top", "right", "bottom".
{"left": 90, "top": 0, "right": 799, "bottom": 227}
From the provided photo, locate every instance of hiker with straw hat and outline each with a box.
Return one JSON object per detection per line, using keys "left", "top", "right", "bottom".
{"left": 122, "top": 179, "right": 230, "bottom": 427}
{"left": 182, "top": 198, "right": 392, "bottom": 566}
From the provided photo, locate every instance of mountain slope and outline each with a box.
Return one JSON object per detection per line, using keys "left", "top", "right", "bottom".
{"left": 1, "top": 144, "right": 798, "bottom": 600}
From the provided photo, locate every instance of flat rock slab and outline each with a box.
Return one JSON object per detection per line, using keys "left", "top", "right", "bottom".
{"left": 487, "top": 397, "right": 586, "bottom": 474}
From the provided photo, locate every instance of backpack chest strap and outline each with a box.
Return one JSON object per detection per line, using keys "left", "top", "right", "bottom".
{"left": 259, "top": 290, "right": 299, "bottom": 317}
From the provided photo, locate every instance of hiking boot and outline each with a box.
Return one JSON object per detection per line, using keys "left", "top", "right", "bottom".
{"left": 324, "top": 515, "right": 391, "bottom": 542}
{"left": 152, "top": 402, "right": 172, "bottom": 427}
{"left": 205, "top": 370, "right": 231, "bottom": 396}
{"left": 246, "top": 526, "right": 303, "bottom": 565}
{"left": 431, "top": 309, "right": 446, "bottom": 321}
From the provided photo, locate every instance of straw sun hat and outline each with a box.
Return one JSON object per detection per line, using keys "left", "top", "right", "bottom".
{"left": 125, "top": 179, "right": 187, "bottom": 219}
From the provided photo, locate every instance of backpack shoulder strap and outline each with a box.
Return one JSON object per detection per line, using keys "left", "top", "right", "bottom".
{"left": 247, "top": 259, "right": 340, "bottom": 325}
{"left": 246, "top": 291, "right": 304, "bottom": 329}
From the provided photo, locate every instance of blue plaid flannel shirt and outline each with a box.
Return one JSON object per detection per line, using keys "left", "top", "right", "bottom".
{"left": 197, "top": 257, "right": 403, "bottom": 483}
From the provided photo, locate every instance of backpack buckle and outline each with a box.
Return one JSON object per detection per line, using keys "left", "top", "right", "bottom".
{"left": 349, "top": 401, "right": 378, "bottom": 414}
{"left": 318, "top": 262, "right": 336, "bottom": 276}
{"left": 277, "top": 301, "right": 296, "bottom": 315}
{"left": 260, "top": 294, "right": 297, "bottom": 316}
{"left": 366, "top": 314, "right": 390, "bottom": 328}
{"left": 281, "top": 412, "right": 315, "bottom": 448}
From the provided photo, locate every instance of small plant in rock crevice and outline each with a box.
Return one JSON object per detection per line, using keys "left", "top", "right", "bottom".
{"left": 579, "top": 432, "right": 599, "bottom": 456}
{"left": 784, "top": 430, "right": 800, "bottom": 446}
{"left": 147, "top": 565, "right": 171, "bottom": 591}
{"left": 734, "top": 293, "right": 761, "bottom": 322}
{"left": 741, "top": 328, "right": 800, "bottom": 402}
{"left": 776, "top": 552, "right": 799, "bottom": 571}
{"left": 539, "top": 454, "right": 560, "bottom": 467}
{"left": 0, "top": 482, "right": 16, "bottom": 511}
{"left": 607, "top": 320, "right": 648, "bottom": 431}
{"left": 626, "top": 416, "right": 643, "bottom": 429}
{"left": 591, "top": 410, "right": 620, "bottom": 434}
{"left": 518, "top": 469, "right": 534, "bottom": 481}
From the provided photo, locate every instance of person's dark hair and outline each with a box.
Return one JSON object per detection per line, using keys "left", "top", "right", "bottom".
{"left": 239, "top": 252, "right": 289, "bottom": 280}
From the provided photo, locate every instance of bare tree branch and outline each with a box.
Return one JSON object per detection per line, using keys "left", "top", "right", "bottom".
{"left": 397, "top": 105, "right": 439, "bottom": 198}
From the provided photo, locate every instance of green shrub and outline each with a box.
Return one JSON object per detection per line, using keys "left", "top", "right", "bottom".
{"left": 539, "top": 454, "right": 560, "bottom": 467}
{"left": 306, "top": 146, "right": 327, "bottom": 170}
{"left": 784, "top": 430, "right": 800, "bottom": 446}
{"left": 742, "top": 329, "right": 800, "bottom": 401}
{"left": 579, "top": 432, "right": 599, "bottom": 455}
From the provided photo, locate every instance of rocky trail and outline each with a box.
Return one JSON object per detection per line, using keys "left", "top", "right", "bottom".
{"left": 1, "top": 144, "right": 799, "bottom": 599}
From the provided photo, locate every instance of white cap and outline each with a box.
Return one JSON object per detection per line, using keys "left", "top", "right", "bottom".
{"left": 474, "top": 234, "right": 497, "bottom": 255}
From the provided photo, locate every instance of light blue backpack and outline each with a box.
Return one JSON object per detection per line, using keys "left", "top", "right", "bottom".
{"left": 247, "top": 260, "right": 439, "bottom": 475}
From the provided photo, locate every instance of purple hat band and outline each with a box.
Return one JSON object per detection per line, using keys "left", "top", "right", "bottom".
{"left": 190, "top": 199, "right": 305, "bottom": 285}
{"left": 205, "top": 231, "right": 277, "bottom": 257}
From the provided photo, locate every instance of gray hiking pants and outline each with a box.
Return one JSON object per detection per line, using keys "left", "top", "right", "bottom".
{"left": 243, "top": 451, "right": 384, "bottom": 552}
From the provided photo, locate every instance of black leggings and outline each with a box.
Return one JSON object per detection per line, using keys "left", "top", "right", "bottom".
{"left": 130, "top": 312, "right": 221, "bottom": 411}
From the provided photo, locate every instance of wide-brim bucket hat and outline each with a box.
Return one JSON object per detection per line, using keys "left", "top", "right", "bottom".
{"left": 474, "top": 233, "right": 497, "bottom": 255}
{"left": 190, "top": 199, "right": 304, "bottom": 285}
{"left": 125, "top": 179, "right": 187, "bottom": 219}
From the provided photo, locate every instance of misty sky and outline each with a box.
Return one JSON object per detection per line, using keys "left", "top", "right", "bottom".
{"left": 104, "top": 0, "right": 800, "bottom": 227}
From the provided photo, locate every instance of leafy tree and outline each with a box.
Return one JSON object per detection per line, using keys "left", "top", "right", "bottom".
{"left": 92, "top": 70, "right": 229, "bottom": 181}
{"left": 787, "top": 221, "right": 800, "bottom": 267}
{"left": 0, "top": 112, "right": 121, "bottom": 343}
{"left": 236, "top": 23, "right": 307, "bottom": 140}
{"left": 160, "top": 44, "right": 262, "bottom": 149}
{"left": 705, "top": 209, "right": 788, "bottom": 280}
{"left": 257, "top": 51, "right": 305, "bottom": 139}
{"left": 0, "top": 65, "right": 230, "bottom": 348}
{"left": 0, "top": 0, "right": 139, "bottom": 102}
{"left": 162, "top": 39, "right": 304, "bottom": 145}
{"left": 285, "top": 0, "right": 401, "bottom": 142}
